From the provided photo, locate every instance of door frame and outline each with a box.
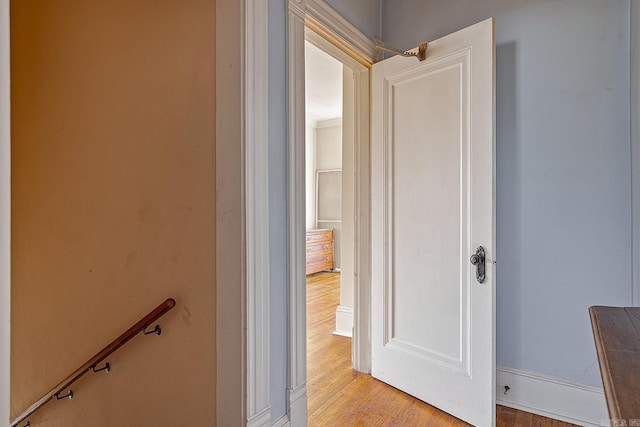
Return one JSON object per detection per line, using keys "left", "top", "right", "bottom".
{"left": 240, "top": 1, "right": 375, "bottom": 425}
{"left": 301, "top": 5, "right": 373, "bottom": 374}
{"left": 282, "top": 0, "right": 374, "bottom": 424}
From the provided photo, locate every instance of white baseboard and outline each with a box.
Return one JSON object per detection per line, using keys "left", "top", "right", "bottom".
{"left": 287, "top": 384, "right": 307, "bottom": 427}
{"left": 247, "top": 406, "right": 272, "bottom": 427}
{"left": 496, "top": 366, "right": 608, "bottom": 426}
{"left": 272, "top": 414, "right": 290, "bottom": 427}
{"left": 334, "top": 305, "right": 353, "bottom": 337}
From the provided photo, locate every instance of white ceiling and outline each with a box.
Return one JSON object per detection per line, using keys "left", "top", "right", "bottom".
{"left": 305, "top": 41, "right": 343, "bottom": 126}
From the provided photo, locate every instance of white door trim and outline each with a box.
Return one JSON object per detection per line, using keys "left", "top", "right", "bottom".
{"left": 350, "top": 62, "right": 372, "bottom": 373}
{"left": 285, "top": 2, "right": 308, "bottom": 424}
{"left": 0, "top": 0, "right": 10, "bottom": 425}
{"left": 245, "top": 1, "right": 271, "bottom": 426}
{"left": 304, "top": 0, "right": 376, "bottom": 65}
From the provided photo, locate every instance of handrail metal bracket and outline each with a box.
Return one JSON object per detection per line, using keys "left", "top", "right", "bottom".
{"left": 92, "top": 362, "right": 110, "bottom": 373}
{"left": 54, "top": 390, "right": 73, "bottom": 400}
{"left": 143, "top": 324, "right": 161, "bottom": 336}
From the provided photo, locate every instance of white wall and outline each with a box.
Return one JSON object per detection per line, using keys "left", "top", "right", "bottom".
{"left": 382, "top": 0, "right": 632, "bottom": 388}
{"left": 316, "top": 122, "right": 343, "bottom": 170}
{"left": 0, "top": 0, "right": 10, "bottom": 424}
{"left": 305, "top": 125, "right": 317, "bottom": 230}
{"left": 316, "top": 121, "right": 343, "bottom": 270}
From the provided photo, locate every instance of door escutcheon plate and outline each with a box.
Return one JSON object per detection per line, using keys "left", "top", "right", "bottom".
{"left": 469, "top": 246, "right": 486, "bottom": 283}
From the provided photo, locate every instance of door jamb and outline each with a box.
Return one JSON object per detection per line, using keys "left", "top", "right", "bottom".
{"left": 284, "top": 0, "right": 374, "bottom": 424}
{"left": 303, "top": 25, "right": 372, "bottom": 373}
{"left": 242, "top": 1, "right": 375, "bottom": 425}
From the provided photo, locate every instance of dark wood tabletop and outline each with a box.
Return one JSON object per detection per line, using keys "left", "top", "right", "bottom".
{"left": 589, "top": 306, "right": 640, "bottom": 421}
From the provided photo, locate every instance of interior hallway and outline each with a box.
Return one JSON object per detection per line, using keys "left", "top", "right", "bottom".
{"left": 306, "top": 272, "right": 578, "bottom": 426}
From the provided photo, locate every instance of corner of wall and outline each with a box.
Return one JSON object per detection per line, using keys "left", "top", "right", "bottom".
{"left": 216, "top": 0, "right": 244, "bottom": 425}
{"left": 378, "top": 0, "right": 383, "bottom": 38}
{"left": 632, "top": 0, "right": 640, "bottom": 306}
{"left": 0, "top": 0, "right": 10, "bottom": 424}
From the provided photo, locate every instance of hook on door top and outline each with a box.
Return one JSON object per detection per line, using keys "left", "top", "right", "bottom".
{"left": 374, "top": 37, "right": 427, "bottom": 62}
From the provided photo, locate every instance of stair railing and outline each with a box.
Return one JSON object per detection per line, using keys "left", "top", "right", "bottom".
{"left": 10, "top": 298, "right": 176, "bottom": 427}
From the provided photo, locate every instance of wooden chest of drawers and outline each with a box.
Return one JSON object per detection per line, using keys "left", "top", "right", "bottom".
{"left": 306, "top": 229, "right": 334, "bottom": 275}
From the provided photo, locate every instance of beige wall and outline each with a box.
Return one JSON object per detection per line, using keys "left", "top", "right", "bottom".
{"left": 215, "top": 0, "right": 243, "bottom": 424}
{"left": 10, "top": 1, "right": 216, "bottom": 425}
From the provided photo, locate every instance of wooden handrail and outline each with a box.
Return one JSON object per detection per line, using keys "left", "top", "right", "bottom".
{"left": 11, "top": 298, "right": 176, "bottom": 427}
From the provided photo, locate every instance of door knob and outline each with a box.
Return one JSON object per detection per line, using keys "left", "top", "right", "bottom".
{"left": 470, "top": 246, "right": 486, "bottom": 283}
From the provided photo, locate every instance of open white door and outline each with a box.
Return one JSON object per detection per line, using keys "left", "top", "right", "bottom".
{"left": 371, "top": 19, "right": 495, "bottom": 427}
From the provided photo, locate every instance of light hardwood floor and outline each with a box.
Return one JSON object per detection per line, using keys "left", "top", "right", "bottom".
{"left": 306, "top": 272, "right": 578, "bottom": 426}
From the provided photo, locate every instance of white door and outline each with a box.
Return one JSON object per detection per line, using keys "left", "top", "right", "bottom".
{"left": 371, "top": 19, "right": 496, "bottom": 427}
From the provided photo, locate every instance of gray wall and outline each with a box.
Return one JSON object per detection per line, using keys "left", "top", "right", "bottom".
{"left": 633, "top": 1, "right": 640, "bottom": 307}
{"left": 269, "top": 0, "right": 288, "bottom": 420}
{"left": 381, "top": 0, "right": 632, "bottom": 388}
{"left": 324, "top": 0, "right": 381, "bottom": 40}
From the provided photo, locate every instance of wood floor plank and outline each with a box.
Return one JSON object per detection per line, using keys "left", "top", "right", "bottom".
{"left": 306, "top": 272, "right": 578, "bottom": 426}
{"left": 496, "top": 405, "right": 517, "bottom": 427}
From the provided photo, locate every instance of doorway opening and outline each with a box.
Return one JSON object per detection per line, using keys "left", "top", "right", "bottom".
{"left": 281, "top": 6, "right": 375, "bottom": 422}
{"left": 304, "top": 38, "right": 352, "bottom": 331}
{"left": 300, "top": 24, "right": 374, "bottom": 382}
{"left": 304, "top": 36, "right": 357, "bottom": 419}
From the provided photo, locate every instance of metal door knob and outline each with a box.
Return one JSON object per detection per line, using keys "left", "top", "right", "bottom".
{"left": 470, "top": 246, "right": 486, "bottom": 283}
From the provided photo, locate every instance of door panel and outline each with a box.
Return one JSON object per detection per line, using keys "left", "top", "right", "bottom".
{"left": 371, "top": 19, "right": 495, "bottom": 427}
{"left": 389, "top": 52, "right": 468, "bottom": 370}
